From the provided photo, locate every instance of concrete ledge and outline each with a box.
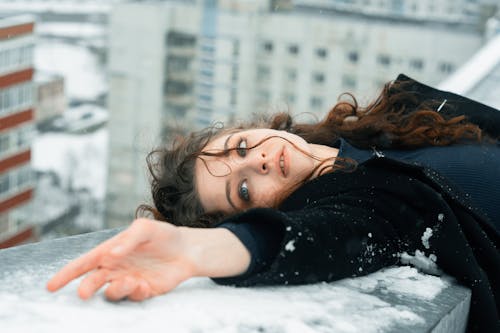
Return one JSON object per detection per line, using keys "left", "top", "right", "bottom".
{"left": 0, "top": 229, "right": 471, "bottom": 333}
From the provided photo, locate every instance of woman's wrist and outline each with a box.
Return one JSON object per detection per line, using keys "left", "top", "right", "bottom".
{"left": 179, "top": 227, "right": 251, "bottom": 278}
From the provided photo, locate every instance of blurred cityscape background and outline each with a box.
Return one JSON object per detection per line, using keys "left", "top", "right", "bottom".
{"left": 0, "top": 0, "right": 498, "bottom": 248}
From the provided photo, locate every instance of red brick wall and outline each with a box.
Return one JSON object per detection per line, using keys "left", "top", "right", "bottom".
{"left": 0, "top": 22, "right": 34, "bottom": 40}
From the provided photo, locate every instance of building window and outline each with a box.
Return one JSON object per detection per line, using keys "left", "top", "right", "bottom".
{"left": 410, "top": 59, "right": 424, "bottom": 70}
{"left": 17, "top": 166, "right": 31, "bottom": 187}
{"left": 0, "top": 134, "right": 10, "bottom": 154}
{"left": 316, "top": 48, "right": 328, "bottom": 58}
{"left": 342, "top": 74, "right": 357, "bottom": 89}
{"left": 263, "top": 41, "right": 273, "bottom": 53}
{"left": 233, "top": 40, "right": 240, "bottom": 56}
{"left": 257, "top": 65, "right": 271, "bottom": 81}
{"left": 0, "top": 174, "right": 10, "bottom": 195}
{"left": 2, "top": 90, "right": 11, "bottom": 110}
{"left": 199, "top": 94, "right": 213, "bottom": 103}
{"left": 17, "top": 126, "right": 32, "bottom": 147}
{"left": 231, "top": 65, "right": 238, "bottom": 82}
{"left": 0, "top": 214, "right": 8, "bottom": 234}
{"left": 167, "top": 31, "right": 196, "bottom": 47}
{"left": 439, "top": 62, "right": 455, "bottom": 74}
{"left": 283, "top": 92, "right": 296, "bottom": 104}
{"left": 347, "top": 51, "right": 359, "bottom": 63}
{"left": 200, "top": 68, "right": 214, "bottom": 79}
{"left": 285, "top": 68, "right": 297, "bottom": 81}
{"left": 310, "top": 96, "right": 323, "bottom": 109}
{"left": 200, "top": 44, "right": 215, "bottom": 54}
{"left": 313, "top": 72, "right": 325, "bottom": 84}
{"left": 288, "top": 44, "right": 299, "bottom": 55}
{"left": 168, "top": 56, "right": 190, "bottom": 71}
{"left": 377, "top": 54, "right": 391, "bottom": 66}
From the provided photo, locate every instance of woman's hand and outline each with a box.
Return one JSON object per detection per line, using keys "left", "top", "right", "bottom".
{"left": 46, "top": 218, "right": 251, "bottom": 301}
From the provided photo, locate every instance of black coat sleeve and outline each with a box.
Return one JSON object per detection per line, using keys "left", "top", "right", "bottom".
{"left": 395, "top": 74, "right": 500, "bottom": 138}
{"left": 212, "top": 197, "right": 403, "bottom": 287}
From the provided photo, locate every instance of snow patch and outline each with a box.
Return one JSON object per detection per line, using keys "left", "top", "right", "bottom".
{"left": 421, "top": 227, "right": 433, "bottom": 249}
{"left": 340, "top": 266, "right": 448, "bottom": 300}
{"left": 285, "top": 240, "right": 296, "bottom": 252}
{"left": 32, "top": 128, "right": 108, "bottom": 199}
{"left": 0, "top": 267, "right": 427, "bottom": 333}
{"left": 35, "top": 41, "right": 107, "bottom": 101}
{"left": 400, "top": 250, "right": 442, "bottom": 276}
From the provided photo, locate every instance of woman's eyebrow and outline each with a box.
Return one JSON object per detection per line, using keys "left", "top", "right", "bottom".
{"left": 223, "top": 133, "right": 234, "bottom": 155}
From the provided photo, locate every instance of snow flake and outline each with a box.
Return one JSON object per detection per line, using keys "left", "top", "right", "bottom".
{"left": 285, "top": 240, "right": 296, "bottom": 252}
{"left": 400, "top": 250, "right": 441, "bottom": 275}
{"left": 368, "top": 232, "right": 372, "bottom": 238}
{"left": 421, "top": 228, "right": 433, "bottom": 249}
{"left": 437, "top": 213, "right": 444, "bottom": 222}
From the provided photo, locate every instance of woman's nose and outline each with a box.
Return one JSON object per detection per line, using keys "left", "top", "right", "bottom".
{"left": 256, "top": 151, "right": 269, "bottom": 174}
{"left": 245, "top": 150, "right": 269, "bottom": 175}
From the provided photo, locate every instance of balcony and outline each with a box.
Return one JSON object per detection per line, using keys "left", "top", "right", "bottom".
{"left": 0, "top": 228, "right": 470, "bottom": 332}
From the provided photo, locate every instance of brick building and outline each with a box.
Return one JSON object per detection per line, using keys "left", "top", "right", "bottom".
{"left": 0, "top": 15, "right": 36, "bottom": 248}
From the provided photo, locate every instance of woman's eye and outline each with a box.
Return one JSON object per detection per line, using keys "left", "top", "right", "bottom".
{"left": 236, "top": 138, "right": 247, "bottom": 157}
{"left": 239, "top": 180, "right": 250, "bottom": 202}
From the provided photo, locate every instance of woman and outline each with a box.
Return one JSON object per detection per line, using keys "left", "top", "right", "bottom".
{"left": 47, "top": 74, "right": 500, "bottom": 332}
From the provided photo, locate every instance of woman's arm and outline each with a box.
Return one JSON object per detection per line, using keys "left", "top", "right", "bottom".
{"left": 47, "top": 218, "right": 251, "bottom": 301}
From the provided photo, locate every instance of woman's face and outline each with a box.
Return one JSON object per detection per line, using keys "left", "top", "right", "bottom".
{"left": 194, "top": 128, "right": 319, "bottom": 214}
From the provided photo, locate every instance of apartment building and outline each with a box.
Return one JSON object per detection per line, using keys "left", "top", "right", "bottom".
{"left": 0, "top": 15, "right": 36, "bottom": 248}
{"left": 106, "top": 0, "right": 494, "bottom": 227}
{"left": 296, "top": 0, "right": 499, "bottom": 22}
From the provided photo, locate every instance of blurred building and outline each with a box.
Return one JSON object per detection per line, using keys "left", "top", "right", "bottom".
{"left": 34, "top": 72, "right": 66, "bottom": 126}
{"left": 296, "top": 0, "right": 498, "bottom": 24}
{"left": 106, "top": 0, "right": 497, "bottom": 227}
{"left": 0, "top": 15, "right": 36, "bottom": 248}
{"left": 439, "top": 33, "right": 500, "bottom": 110}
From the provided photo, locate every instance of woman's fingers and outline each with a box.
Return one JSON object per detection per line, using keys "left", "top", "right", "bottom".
{"left": 46, "top": 223, "right": 147, "bottom": 292}
{"left": 104, "top": 276, "right": 139, "bottom": 302}
{"left": 128, "top": 279, "right": 151, "bottom": 301}
{"left": 47, "top": 250, "right": 103, "bottom": 292}
{"left": 77, "top": 268, "right": 110, "bottom": 300}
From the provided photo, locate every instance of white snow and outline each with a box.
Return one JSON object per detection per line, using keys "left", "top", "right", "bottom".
{"left": 32, "top": 128, "right": 108, "bottom": 199}
{"left": 400, "top": 250, "right": 442, "bottom": 276}
{"left": 421, "top": 227, "right": 433, "bottom": 249}
{"left": 285, "top": 239, "right": 296, "bottom": 252}
{"left": 437, "top": 213, "right": 444, "bottom": 222}
{"left": 339, "top": 266, "right": 449, "bottom": 300}
{"left": 0, "top": 266, "right": 440, "bottom": 333}
{"left": 34, "top": 41, "right": 107, "bottom": 101}
{"left": 0, "top": 1, "right": 112, "bottom": 14}
{"left": 36, "top": 22, "right": 105, "bottom": 39}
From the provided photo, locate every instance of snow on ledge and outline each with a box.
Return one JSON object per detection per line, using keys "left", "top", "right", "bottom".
{"left": 0, "top": 229, "right": 471, "bottom": 333}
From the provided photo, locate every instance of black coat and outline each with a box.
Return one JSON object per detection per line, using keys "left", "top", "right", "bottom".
{"left": 214, "top": 75, "right": 500, "bottom": 332}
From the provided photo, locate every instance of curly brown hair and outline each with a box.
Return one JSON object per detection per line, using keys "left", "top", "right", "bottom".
{"left": 136, "top": 80, "right": 484, "bottom": 228}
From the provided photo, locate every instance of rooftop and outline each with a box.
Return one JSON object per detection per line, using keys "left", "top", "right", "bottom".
{"left": 0, "top": 228, "right": 470, "bottom": 333}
